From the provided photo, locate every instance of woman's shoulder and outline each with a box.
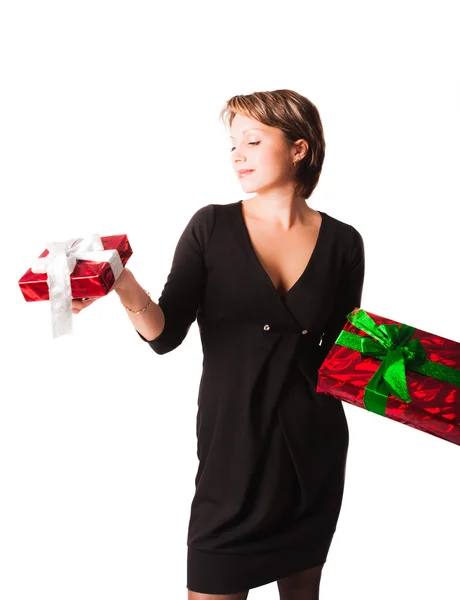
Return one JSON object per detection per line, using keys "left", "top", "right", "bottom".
{"left": 321, "top": 209, "right": 357, "bottom": 232}
{"left": 322, "top": 209, "right": 363, "bottom": 245}
{"left": 320, "top": 210, "right": 365, "bottom": 271}
{"left": 187, "top": 200, "right": 238, "bottom": 221}
{"left": 179, "top": 203, "right": 216, "bottom": 255}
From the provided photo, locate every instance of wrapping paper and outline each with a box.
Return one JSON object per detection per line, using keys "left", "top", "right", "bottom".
{"left": 316, "top": 308, "right": 460, "bottom": 446}
{"left": 19, "top": 233, "right": 132, "bottom": 338}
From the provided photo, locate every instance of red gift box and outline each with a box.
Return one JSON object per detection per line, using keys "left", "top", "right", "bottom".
{"left": 19, "top": 233, "right": 133, "bottom": 338}
{"left": 316, "top": 308, "right": 460, "bottom": 446}
{"left": 19, "top": 234, "right": 132, "bottom": 302}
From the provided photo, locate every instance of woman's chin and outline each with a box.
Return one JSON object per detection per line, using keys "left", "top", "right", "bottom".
{"left": 239, "top": 180, "right": 258, "bottom": 191}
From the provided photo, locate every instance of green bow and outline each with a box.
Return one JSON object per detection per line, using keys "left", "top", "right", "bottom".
{"left": 334, "top": 308, "right": 460, "bottom": 416}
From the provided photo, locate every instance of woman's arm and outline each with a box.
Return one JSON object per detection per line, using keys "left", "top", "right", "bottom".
{"left": 115, "top": 269, "right": 165, "bottom": 342}
{"left": 127, "top": 204, "right": 215, "bottom": 355}
{"left": 317, "top": 225, "right": 365, "bottom": 367}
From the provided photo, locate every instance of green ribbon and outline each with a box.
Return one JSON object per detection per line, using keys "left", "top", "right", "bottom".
{"left": 334, "top": 308, "right": 460, "bottom": 416}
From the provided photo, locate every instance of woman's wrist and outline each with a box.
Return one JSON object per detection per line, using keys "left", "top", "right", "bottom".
{"left": 113, "top": 268, "right": 135, "bottom": 293}
{"left": 113, "top": 269, "right": 150, "bottom": 312}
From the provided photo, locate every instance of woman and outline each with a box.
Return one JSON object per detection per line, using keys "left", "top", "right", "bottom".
{"left": 73, "top": 89, "right": 365, "bottom": 599}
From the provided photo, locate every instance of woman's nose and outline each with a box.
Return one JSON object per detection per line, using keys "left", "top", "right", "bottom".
{"left": 233, "top": 151, "right": 246, "bottom": 163}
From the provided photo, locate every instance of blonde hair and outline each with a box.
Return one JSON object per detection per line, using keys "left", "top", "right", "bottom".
{"left": 219, "top": 89, "right": 326, "bottom": 200}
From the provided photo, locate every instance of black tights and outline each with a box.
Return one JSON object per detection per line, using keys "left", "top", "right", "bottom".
{"left": 187, "top": 562, "right": 324, "bottom": 600}
{"left": 277, "top": 563, "right": 324, "bottom": 600}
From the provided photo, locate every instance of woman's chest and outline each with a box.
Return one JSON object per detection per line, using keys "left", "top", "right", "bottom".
{"left": 199, "top": 203, "right": 349, "bottom": 335}
{"left": 242, "top": 213, "right": 323, "bottom": 296}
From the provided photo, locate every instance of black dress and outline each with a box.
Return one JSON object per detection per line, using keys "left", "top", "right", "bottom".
{"left": 137, "top": 200, "right": 365, "bottom": 595}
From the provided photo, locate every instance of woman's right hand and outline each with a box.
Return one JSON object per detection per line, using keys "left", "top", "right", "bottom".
{"left": 71, "top": 268, "right": 133, "bottom": 314}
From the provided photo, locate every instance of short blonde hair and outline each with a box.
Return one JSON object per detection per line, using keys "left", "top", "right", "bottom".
{"left": 220, "top": 89, "right": 326, "bottom": 200}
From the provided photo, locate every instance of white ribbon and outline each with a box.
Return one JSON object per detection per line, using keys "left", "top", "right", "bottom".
{"left": 31, "top": 233, "right": 124, "bottom": 339}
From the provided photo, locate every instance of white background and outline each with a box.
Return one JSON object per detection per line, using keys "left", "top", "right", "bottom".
{"left": 2, "top": 1, "right": 459, "bottom": 598}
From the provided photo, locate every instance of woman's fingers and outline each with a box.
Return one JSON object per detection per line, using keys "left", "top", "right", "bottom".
{"left": 71, "top": 297, "right": 99, "bottom": 314}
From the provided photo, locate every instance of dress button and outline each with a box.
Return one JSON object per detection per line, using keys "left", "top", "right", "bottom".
{"left": 263, "top": 324, "right": 270, "bottom": 331}
{"left": 301, "top": 329, "right": 308, "bottom": 335}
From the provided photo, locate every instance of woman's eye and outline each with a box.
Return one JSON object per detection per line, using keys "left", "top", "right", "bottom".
{"left": 230, "top": 141, "right": 260, "bottom": 152}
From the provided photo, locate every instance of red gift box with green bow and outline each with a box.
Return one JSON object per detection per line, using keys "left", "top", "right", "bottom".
{"left": 316, "top": 308, "right": 460, "bottom": 446}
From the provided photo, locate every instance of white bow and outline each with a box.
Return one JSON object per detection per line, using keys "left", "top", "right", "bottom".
{"left": 31, "top": 233, "right": 123, "bottom": 338}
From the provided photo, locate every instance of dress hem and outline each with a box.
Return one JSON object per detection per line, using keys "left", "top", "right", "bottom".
{"left": 186, "top": 533, "right": 335, "bottom": 595}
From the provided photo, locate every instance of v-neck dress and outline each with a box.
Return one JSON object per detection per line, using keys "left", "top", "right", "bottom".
{"left": 136, "top": 200, "right": 365, "bottom": 595}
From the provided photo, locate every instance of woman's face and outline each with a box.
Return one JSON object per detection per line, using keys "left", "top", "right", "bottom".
{"left": 230, "top": 113, "right": 296, "bottom": 195}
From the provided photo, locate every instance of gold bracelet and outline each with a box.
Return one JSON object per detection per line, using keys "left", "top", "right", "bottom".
{"left": 120, "top": 289, "right": 152, "bottom": 314}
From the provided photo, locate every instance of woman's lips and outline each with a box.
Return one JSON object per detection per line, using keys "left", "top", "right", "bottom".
{"left": 238, "top": 170, "right": 254, "bottom": 178}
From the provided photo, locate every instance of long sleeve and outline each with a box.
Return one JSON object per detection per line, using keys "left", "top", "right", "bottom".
{"left": 136, "top": 203, "right": 215, "bottom": 355}
{"left": 317, "top": 224, "right": 365, "bottom": 367}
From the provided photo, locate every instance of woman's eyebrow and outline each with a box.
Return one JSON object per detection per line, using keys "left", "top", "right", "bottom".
{"left": 230, "top": 128, "right": 264, "bottom": 139}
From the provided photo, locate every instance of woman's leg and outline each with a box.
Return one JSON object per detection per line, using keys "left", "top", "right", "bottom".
{"left": 188, "top": 590, "right": 249, "bottom": 600}
{"left": 277, "top": 563, "right": 324, "bottom": 600}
